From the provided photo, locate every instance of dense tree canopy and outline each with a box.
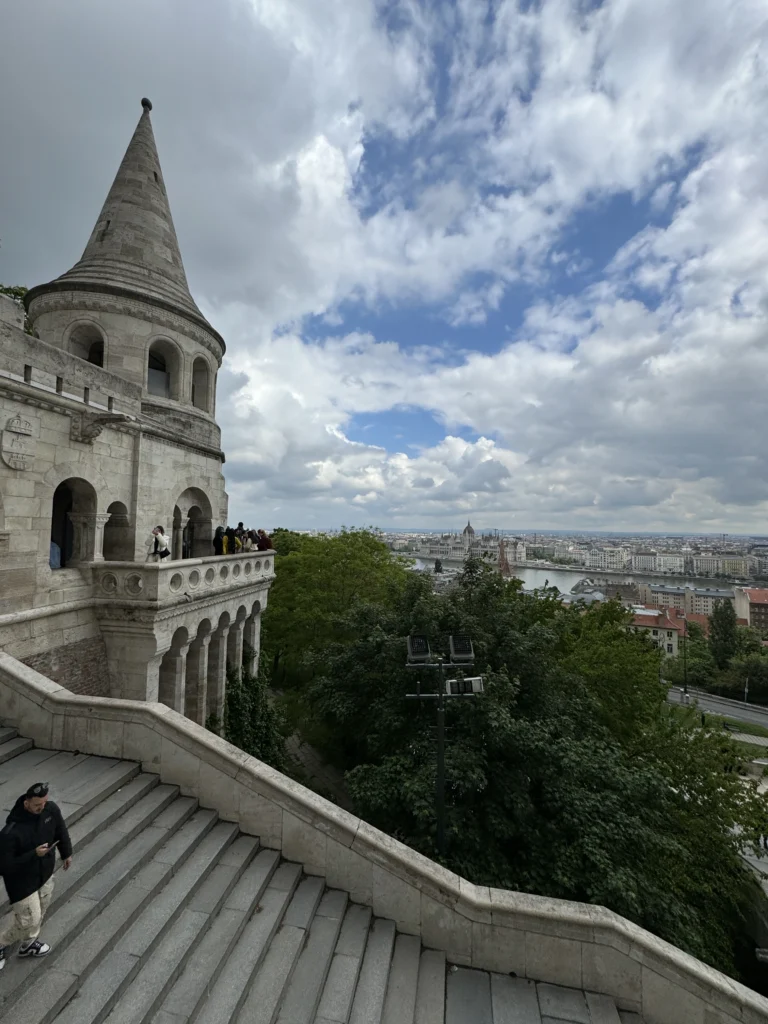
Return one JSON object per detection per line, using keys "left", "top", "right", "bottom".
{"left": 260, "top": 533, "right": 767, "bottom": 980}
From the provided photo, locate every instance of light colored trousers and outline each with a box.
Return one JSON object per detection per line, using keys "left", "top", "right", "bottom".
{"left": 0, "top": 876, "right": 54, "bottom": 946}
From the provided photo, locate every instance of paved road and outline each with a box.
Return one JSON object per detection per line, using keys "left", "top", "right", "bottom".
{"left": 668, "top": 687, "right": 768, "bottom": 729}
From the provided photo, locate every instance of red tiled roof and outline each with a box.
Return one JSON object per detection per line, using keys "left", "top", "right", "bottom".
{"left": 744, "top": 588, "right": 768, "bottom": 605}
{"left": 631, "top": 612, "right": 680, "bottom": 632}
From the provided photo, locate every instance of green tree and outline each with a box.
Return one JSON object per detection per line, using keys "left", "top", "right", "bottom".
{"left": 284, "top": 558, "right": 765, "bottom": 978}
{"left": 434, "top": 559, "right": 443, "bottom": 573}
{"left": 709, "top": 600, "right": 739, "bottom": 670}
{"left": 261, "top": 529, "right": 411, "bottom": 688}
{"left": 222, "top": 650, "right": 286, "bottom": 768}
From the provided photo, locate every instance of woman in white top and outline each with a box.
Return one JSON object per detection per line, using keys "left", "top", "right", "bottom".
{"left": 148, "top": 526, "right": 170, "bottom": 561}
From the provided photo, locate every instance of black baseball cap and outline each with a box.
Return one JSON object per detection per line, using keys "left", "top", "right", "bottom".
{"left": 25, "top": 782, "right": 49, "bottom": 798}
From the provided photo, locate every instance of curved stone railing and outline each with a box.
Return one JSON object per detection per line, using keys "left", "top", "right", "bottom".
{"left": 0, "top": 651, "right": 766, "bottom": 1024}
{"left": 92, "top": 551, "right": 274, "bottom": 603}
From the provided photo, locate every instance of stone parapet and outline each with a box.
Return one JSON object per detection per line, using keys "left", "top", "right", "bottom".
{"left": 0, "top": 651, "right": 766, "bottom": 1024}
{"left": 0, "top": 318, "right": 142, "bottom": 415}
{"left": 92, "top": 551, "right": 274, "bottom": 604}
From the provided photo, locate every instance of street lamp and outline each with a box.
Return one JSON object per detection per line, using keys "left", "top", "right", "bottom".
{"left": 405, "top": 634, "right": 483, "bottom": 857}
{"left": 681, "top": 612, "right": 688, "bottom": 699}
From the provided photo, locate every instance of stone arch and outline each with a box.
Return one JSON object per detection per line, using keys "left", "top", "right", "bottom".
{"left": 43, "top": 462, "right": 110, "bottom": 510}
{"left": 102, "top": 500, "right": 132, "bottom": 561}
{"left": 66, "top": 320, "right": 106, "bottom": 367}
{"left": 159, "top": 626, "right": 189, "bottom": 713}
{"left": 176, "top": 486, "right": 214, "bottom": 558}
{"left": 191, "top": 356, "right": 212, "bottom": 412}
{"left": 50, "top": 477, "right": 97, "bottom": 568}
{"left": 147, "top": 336, "right": 183, "bottom": 401}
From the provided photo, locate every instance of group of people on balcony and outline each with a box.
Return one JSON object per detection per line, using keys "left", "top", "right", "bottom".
{"left": 212, "top": 523, "right": 271, "bottom": 556}
{"left": 144, "top": 523, "right": 272, "bottom": 563}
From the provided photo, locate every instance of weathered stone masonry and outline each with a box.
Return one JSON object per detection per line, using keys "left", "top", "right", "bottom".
{"left": 0, "top": 98, "right": 273, "bottom": 716}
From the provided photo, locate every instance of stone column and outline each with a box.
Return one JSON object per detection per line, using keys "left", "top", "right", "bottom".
{"left": 227, "top": 619, "right": 245, "bottom": 680}
{"left": 158, "top": 644, "right": 190, "bottom": 713}
{"left": 192, "top": 518, "right": 214, "bottom": 558}
{"left": 68, "top": 512, "right": 111, "bottom": 563}
{"left": 185, "top": 635, "right": 211, "bottom": 725}
{"left": 243, "top": 611, "right": 261, "bottom": 678}
{"left": 102, "top": 629, "right": 164, "bottom": 702}
{"left": 173, "top": 518, "right": 187, "bottom": 561}
{"left": 207, "top": 626, "right": 230, "bottom": 724}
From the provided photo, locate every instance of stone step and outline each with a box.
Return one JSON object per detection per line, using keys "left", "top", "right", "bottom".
{"left": 446, "top": 967, "right": 492, "bottom": 1024}
{"left": 491, "top": 975, "right": 540, "bottom": 1023}
{"left": 194, "top": 861, "right": 302, "bottom": 1024}
{"left": 1, "top": 798, "right": 201, "bottom": 1023}
{"left": 586, "top": 992, "right": 622, "bottom": 1024}
{"left": 236, "top": 923, "right": 306, "bottom": 1024}
{"left": 618, "top": 1012, "right": 646, "bottom": 1024}
{"left": 0, "top": 726, "right": 18, "bottom": 745}
{"left": 348, "top": 917, "right": 397, "bottom": 1024}
{"left": 381, "top": 934, "right": 421, "bottom": 1024}
{"left": 50, "top": 825, "right": 250, "bottom": 1024}
{"left": 314, "top": 902, "right": 372, "bottom": 1024}
{"left": 536, "top": 984, "right": 590, "bottom": 1024}
{"left": 414, "top": 950, "right": 446, "bottom": 1024}
{"left": 0, "top": 750, "right": 116, "bottom": 822}
{"left": 158, "top": 847, "right": 281, "bottom": 1021}
{"left": 55, "top": 758, "right": 141, "bottom": 824}
{"left": 275, "top": 888, "right": 348, "bottom": 1024}
{"left": 0, "top": 780, "right": 175, "bottom": 919}
{"left": 0, "top": 734, "right": 33, "bottom": 764}
{"left": 0, "top": 747, "right": 75, "bottom": 808}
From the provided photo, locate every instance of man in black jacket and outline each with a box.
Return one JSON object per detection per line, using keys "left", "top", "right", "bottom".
{"left": 0, "top": 782, "right": 73, "bottom": 969}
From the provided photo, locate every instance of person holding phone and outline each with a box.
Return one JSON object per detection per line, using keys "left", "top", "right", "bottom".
{"left": 0, "top": 782, "right": 72, "bottom": 969}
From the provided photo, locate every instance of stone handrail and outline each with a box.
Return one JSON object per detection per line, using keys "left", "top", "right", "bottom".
{"left": 0, "top": 651, "right": 766, "bottom": 1024}
{"left": 93, "top": 552, "right": 274, "bottom": 603}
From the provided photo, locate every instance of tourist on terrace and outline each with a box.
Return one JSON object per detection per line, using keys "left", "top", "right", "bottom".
{"left": 0, "top": 782, "right": 73, "bottom": 969}
{"left": 242, "top": 531, "right": 254, "bottom": 552}
{"left": 148, "top": 526, "right": 170, "bottom": 561}
{"left": 213, "top": 526, "right": 224, "bottom": 556}
{"left": 256, "top": 529, "right": 272, "bottom": 551}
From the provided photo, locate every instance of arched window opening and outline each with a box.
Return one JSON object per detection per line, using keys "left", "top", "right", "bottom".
{"left": 159, "top": 627, "right": 190, "bottom": 714}
{"left": 191, "top": 358, "right": 210, "bottom": 412}
{"left": 102, "top": 500, "right": 132, "bottom": 561}
{"left": 69, "top": 324, "right": 105, "bottom": 366}
{"left": 148, "top": 350, "right": 169, "bottom": 398}
{"left": 147, "top": 339, "right": 181, "bottom": 400}
{"left": 87, "top": 340, "right": 104, "bottom": 367}
{"left": 175, "top": 487, "right": 214, "bottom": 558}
{"left": 50, "top": 477, "right": 97, "bottom": 569}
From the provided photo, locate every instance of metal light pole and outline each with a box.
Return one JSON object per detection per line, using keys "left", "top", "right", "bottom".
{"left": 405, "top": 636, "right": 483, "bottom": 857}
{"left": 682, "top": 613, "right": 688, "bottom": 698}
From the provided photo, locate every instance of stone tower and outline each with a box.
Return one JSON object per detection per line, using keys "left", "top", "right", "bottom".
{"left": 0, "top": 99, "right": 273, "bottom": 716}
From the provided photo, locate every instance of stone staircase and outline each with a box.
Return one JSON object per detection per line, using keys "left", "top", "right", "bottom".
{"left": 0, "top": 727, "right": 642, "bottom": 1024}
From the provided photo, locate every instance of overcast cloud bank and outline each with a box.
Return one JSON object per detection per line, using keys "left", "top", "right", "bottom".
{"left": 1, "top": 0, "right": 767, "bottom": 531}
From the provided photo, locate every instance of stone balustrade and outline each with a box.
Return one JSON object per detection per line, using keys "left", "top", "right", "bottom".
{"left": 92, "top": 551, "right": 274, "bottom": 603}
{"left": 1, "top": 652, "right": 767, "bottom": 1024}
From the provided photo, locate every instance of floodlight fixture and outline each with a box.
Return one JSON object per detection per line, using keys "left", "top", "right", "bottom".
{"left": 445, "top": 676, "right": 484, "bottom": 695}
{"left": 407, "top": 635, "right": 432, "bottom": 664}
{"left": 449, "top": 635, "right": 474, "bottom": 664}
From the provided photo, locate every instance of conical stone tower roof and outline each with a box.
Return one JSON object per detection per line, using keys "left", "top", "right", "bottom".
{"left": 26, "top": 99, "right": 223, "bottom": 350}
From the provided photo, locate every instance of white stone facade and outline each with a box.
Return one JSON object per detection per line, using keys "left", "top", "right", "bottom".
{"left": 0, "top": 100, "right": 273, "bottom": 716}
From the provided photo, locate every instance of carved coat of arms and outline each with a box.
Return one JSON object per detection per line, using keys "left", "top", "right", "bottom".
{"left": 1, "top": 414, "right": 36, "bottom": 471}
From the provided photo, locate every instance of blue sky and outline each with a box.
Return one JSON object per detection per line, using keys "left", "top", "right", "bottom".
{"left": 2, "top": 0, "right": 767, "bottom": 532}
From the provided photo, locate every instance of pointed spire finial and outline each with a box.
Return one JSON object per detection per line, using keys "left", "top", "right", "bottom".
{"left": 26, "top": 98, "right": 224, "bottom": 354}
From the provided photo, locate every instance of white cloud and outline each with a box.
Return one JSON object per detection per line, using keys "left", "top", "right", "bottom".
{"left": 1, "top": 0, "right": 767, "bottom": 530}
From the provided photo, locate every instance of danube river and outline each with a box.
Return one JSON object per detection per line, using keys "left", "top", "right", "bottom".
{"left": 409, "top": 559, "right": 738, "bottom": 595}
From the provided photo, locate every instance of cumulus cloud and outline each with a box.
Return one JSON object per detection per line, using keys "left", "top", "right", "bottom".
{"left": 1, "top": 0, "right": 767, "bottom": 530}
